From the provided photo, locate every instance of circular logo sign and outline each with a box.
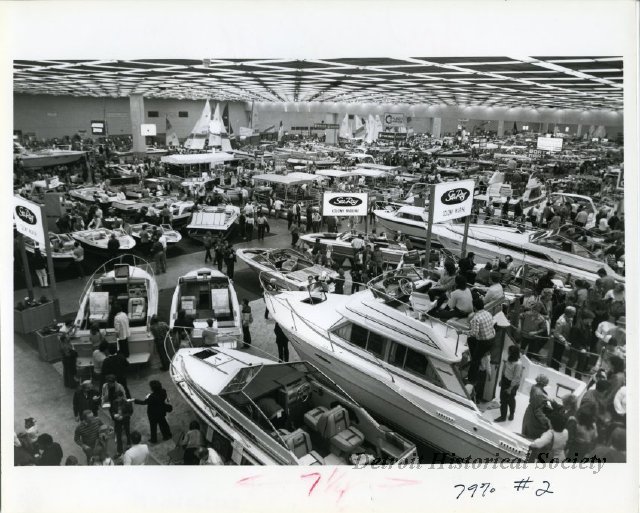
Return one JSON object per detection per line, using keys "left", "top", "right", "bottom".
{"left": 328, "top": 196, "right": 363, "bottom": 207}
{"left": 15, "top": 205, "right": 37, "bottom": 225}
{"left": 441, "top": 188, "right": 471, "bottom": 205}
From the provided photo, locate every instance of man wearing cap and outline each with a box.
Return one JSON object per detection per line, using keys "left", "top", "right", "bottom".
{"left": 550, "top": 306, "right": 575, "bottom": 371}
{"left": 566, "top": 310, "right": 596, "bottom": 377}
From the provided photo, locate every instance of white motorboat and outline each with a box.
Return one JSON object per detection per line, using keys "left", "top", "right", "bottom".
{"left": 431, "top": 222, "right": 623, "bottom": 280}
{"left": 170, "top": 347, "right": 418, "bottom": 465}
{"left": 169, "top": 268, "right": 242, "bottom": 347}
{"left": 69, "top": 186, "right": 119, "bottom": 205}
{"left": 299, "top": 231, "right": 423, "bottom": 268}
{"left": 236, "top": 248, "right": 338, "bottom": 291}
{"left": 475, "top": 171, "right": 546, "bottom": 219}
{"left": 71, "top": 228, "right": 136, "bottom": 253}
{"left": 186, "top": 205, "right": 240, "bottom": 241}
{"left": 539, "top": 193, "right": 603, "bottom": 229}
{"left": 263, "top": 266, "right": 587, "bottom": 460}
{"left": 14, "top": 142, "right": 86, "bottom": 169}
{"left": 374, "top": 205, "right": 429, "bottom": 241}
{"left": 111, "top": 196, "right": 177, "bottom": 219}
{"left": 24, "top": 232, "right": 76, "bottom": 268}
{"left": 169, "top": 200, "right": 197, "bottom": 227}
{"left": 128, "top": 223, "right": 182, "bottom": 245}
{"left": 66, "top": 257, "right": 158, "bottom": 364}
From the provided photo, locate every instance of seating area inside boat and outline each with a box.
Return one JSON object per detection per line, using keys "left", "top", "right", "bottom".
{"left": 177, "top": 271, "right": 236, "bottom": 326}
{"left": 217, "top": 360, "right": 416, "bottom": 465}
{"left": 79, "top": 265, "right": 149, "bottom": 330}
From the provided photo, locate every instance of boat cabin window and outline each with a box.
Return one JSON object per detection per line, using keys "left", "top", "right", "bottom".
{"left": 388, "top": 343, "right": 443, "bottom": 388}
{"left": 334, "top": 322, "right": 388, "bottom": 359}
{"left": 397, "top": 212, "right": 424, "bottom": 222}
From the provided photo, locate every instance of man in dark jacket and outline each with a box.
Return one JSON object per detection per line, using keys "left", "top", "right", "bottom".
{"left": 224, "top": 245, "right": 236, "bottom": 279}
{"left": 101, "top": 346, "right": 130, "bottom": 398}
{"left": 566, "top": 310, "right": 595, "bottom": 377}
{"left": 72, "top": 380, "right": 99, "bottom": 420}
{"left": 107, "top": 233, "right": 120, "bottom": 261}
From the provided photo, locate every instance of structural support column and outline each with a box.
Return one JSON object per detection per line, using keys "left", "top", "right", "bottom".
{"left": 576, "top": 124, "right": 582, "bottom": 137}
{"left": 497, "top": 119, "right": 505, "bottom": 137}
{"left": 129, "top": 94, "right": 146, "bottom": 154}
{"left": 541, "top": 122, "right": 549, "bottom": 134}
{"left": 431, "top": 117, "right": 442, "bottom": 138}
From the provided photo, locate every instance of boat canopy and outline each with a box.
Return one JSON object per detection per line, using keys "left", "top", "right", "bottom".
{"left": 161, "top": 152, "right": 235, "bottom": 165}
{"left": 315, "top": 169, "right": 352, "bottom": 178}
{"left": 252, "top": 172, "right": 326, "bottom": 186}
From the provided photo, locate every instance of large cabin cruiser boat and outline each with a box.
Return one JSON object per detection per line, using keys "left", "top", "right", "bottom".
{"left": 299, "top": 231, "right": 423, "bottom": 268}
{"left": 24, "top": 232, "right": 76, "bottom": 268}
{"left": 169, "top": 268, "right": 242, "bottom": 348}
{"left": 236, "top": 248, "right": 339, "bottom": 291}
{"left": 431, "top": 222, "right": 624, "bottom": 280}
{"left": 374, "top": 205, "right": 430, "bottom": 241}
{"left": 170, "top": 347, "right": 418, "bottom": 465}
{"left": 71, "top": 228, "right": 136, "bottom": 253}
{"left": 263, "top": 267, "right": 587, "bottom": 460}
{"left": 66, "top": 258, "right": 158, "bottom": 364}
{"left": 186, "top": 205, "right": 240, "bottom": 241}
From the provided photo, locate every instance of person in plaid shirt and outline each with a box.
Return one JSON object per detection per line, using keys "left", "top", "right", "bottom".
{"left": 467, "top": 297, "right": 496, "bottom": 382}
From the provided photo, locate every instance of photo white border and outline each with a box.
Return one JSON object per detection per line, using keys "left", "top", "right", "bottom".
{"left": 1, "top": 2, "right": 637, "bottom": 512}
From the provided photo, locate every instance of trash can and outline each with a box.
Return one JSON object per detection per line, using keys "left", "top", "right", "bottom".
{"left": 36, "top": 329, "right": 62, "bottom": 363}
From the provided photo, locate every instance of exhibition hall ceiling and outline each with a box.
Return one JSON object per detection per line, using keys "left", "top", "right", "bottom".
{"left": 13, "top": 57, "right": 623, "bottom": 110}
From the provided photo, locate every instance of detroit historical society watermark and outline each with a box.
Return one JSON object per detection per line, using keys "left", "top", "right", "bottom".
{"left": 352, "top": 452, "right": 607, "bottom": 475}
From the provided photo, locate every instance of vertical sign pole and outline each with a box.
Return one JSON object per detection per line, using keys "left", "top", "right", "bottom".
{"left": 18, "top": 234, "right": 35, "bottom": 301}
{"left": 460, "top": 214, "right": 471, "bottom": 258}
{"left": 424, "top": 184, "right": 436, "bottom": 269}
{"left": 40, "top": 208, "right": 60, "bottom": 317}
{"left": 364, "top": 193, "right": 368, "bottom": 235}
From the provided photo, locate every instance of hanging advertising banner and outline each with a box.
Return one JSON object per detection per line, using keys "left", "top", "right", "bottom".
{"left": 323, "top": 192, "right": 368, "bottom": 217}
{"left": 432, "top": 179, "right": 476, "bottom": 223}
{"left": 384, "top": 113, "right": 405, "bottom": 127}
{"left": 14, "top": 196, "right": 45, "bottom": 247}
{"left": 537, "top": 136, "right": 563, "bottom": 152}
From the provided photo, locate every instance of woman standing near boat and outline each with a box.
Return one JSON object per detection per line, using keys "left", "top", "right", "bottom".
{"left": 522, "top": 374, "right": 552, "bottom": 439}
{"left": 495, "top": 345, "right": 523, "bottom": 422}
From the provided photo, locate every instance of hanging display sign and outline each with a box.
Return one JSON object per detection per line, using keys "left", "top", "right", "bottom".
{"left": 313, "top": 123, "right": 340, "bottom": 130}
{"left": 323, "top": 192, "right": 368, "bottom": 216}
{"left": 378, "top": 132, "right": 407, "bottom": 142}
{"left": 384, "top": 113, "right": 406, "bottom": 126}
{"left": 14, "top": 196, "right": 45, "bottom": 247}
{"left": 91, "top": 120, "right": 106, "bottom": 135}
{"left": 432, "top": 179, "right": 476, "bottom": 223}
{"left": 537, "top": 136, "right": 563, "bottom": 152}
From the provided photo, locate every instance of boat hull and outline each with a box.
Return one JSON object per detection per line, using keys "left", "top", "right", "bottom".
{"left": 286, "top": 331, "right": 522, "bottom": 460}
{"left": 21, "top": 152, "right": 85, "bottom": 169}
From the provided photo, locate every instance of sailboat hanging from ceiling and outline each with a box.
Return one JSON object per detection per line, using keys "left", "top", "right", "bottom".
{"left": 365, "top": 114, "right": 375, "bottom": 143}
{"left": 184, "top": 100, "right": 211, "bottom": 150}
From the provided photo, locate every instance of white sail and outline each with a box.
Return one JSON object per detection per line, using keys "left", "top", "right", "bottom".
{"left": 184, "top": 100, "right": 211, "bottom": 150}
{"left": 354, "top": 115, "right": 363, "bottom": 132}
{"left": 374, "top": 115, "right": 383, "bottom": 141}
{"left": 366, "top": 114, "right": 375, "bottom": 143}
{"left": 207, "top": 103, "right": 227, "bottom": 148}
{"left": 339, "top": 114, "right": 352, "bottom": 139}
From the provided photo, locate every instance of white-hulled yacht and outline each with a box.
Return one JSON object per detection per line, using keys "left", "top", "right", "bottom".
{"left": 263, "top": 266, "right": 587, "bottom": 460}
{"left": 373, "top": 205, "right": 430, "bottom": 241}
{"left": 169, "top": 268, "right": 243, "bottom": 348}
{"left": 431, "top": 222, "right": 624, "bottom": 280}
{"left": 170, "top": 347, "right": 417, "bottom": 465}
{"left": 66, "top": 257, "right": 158, "bottom": 364}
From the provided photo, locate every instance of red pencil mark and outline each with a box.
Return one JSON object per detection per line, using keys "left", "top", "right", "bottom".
{"left": 236, "top": 475, "right": 263, "bottom": 486}
{"left": 377, "top": 477, "right": 421, "bottom": 488}
{"left": 301, "top": 472, "right": 322, "bottom": 496}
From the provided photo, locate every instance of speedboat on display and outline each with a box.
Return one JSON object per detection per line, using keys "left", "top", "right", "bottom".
{"left": 169, "top": 268, "right": 243, "bottom": 347}
{"left": 236, "top": 248, "right": 339, "bottom": 291}
{"left": 71, "top": 228, "right": 136, "bottom": 253}
{"left": 110, "top": 196, "right": 175, "bottom": 219}
{"left": 299, "top": 231, "right": 423, "bottom": 268}
{"left": 69, "top": 186, "right": 119, "bottom": 205}
{"left": 186, "top": 205, "right": 240, "bottom": 241}
{"left": 374, "top": 205, "right": 430, "bottom": 241}
{"left": 263, "top": 266, "right": 587, "bottom": 460}
{"left": 14, "top": 142, "right": 86, "bottom": 169}
{"left": 170, "top": 347, "right": 418, "bottom": 465}
{"left": 431, "top": 222, "right": 624, "bottom": 280}
{"left": 24, "top": 232, "right": 76, "bottom": 268}
{"left": 128, "top": 223, "right": 182, "bottom": 245}
{"left": 66, "top": 258, "right": 158, "bottom": 364}
{"left": 169, "top": 200, "right": 196, "bottom": 227}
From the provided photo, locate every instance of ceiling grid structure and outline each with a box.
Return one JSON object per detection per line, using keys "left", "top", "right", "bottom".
{"left": 13, "top": 57, "right": 622, "bottom": 110}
